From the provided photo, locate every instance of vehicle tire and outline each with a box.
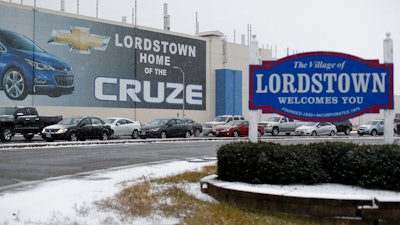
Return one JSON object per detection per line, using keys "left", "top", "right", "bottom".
{"left": 371, "top": 129, "right": 377, "bottom": 136}
{"left": 344, "top": 128, "right": 351, "bottom": 135}
{"left": 0, "top": 127, "right": 13, "bottom": 142}
{"left": 69, "top": 132, "right": 78, "bottom": 141}
{"left": 23, "top": 134, "right": 34, "bottom": 141}
{"left": 193, "top": 129, "right": 201, "bottom": 137}
{"left": 329, "top": 130, "right": 335, "bottom": 136}
{"left": 131, "top": 130, "right": 139, "bottom": 139}
{"left": 272, "top": 127, "right": 279, "bottom": 136}
{"left": 184, "top": 131, "right": 191, "bottom": 138}
{"left": 233, "top": 130, "right": 239, "bottom": 137}
{"left": 160, "top": 131, "right": 167, "bottom": 139}
{"left": 100, "top": 131, "right": 109, "bottom": 140}
{"left": 3, "top": 67, "right": 28, "bottom": 100}
{"left": 311, "top": 131, "right": 317, "bottom": 136}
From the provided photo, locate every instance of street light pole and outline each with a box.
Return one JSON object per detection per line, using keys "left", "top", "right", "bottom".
{"left": 173, "top": 66, "right": 185, "bottom": 118}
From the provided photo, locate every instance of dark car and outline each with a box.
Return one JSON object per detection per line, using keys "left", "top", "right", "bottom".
{"left": 0, "top": 29, "right": 74, "bottom": 100}
{"left": 139, "top": 118, "right": 192, "bottom": 139}
{"left": 182, "top": 118, "right": 202, "bottom": 137}
{"left": 41, "top": 116, "right": 113, "bottom": 142}
{"left": 331, "top": 119, "right": 352, "bottom": 135}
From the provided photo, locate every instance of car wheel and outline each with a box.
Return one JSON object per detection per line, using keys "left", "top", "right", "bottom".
{"left": 272, "top": 127, "right": 279, "bottom": 136}
{"left": 131, "top": 130, "right": 139, "bottom": 139}
{"left": 100, "top": 131, "right": 109, "bottom": 140}
{"left": 329, "top": 130, "right": 335, "bottom": 136}
{"left": 233, "top": 131, "right": 239, "bottom": 137}
{"left": 184, "top": 131, "right": 191, "bottom": 138}
{"left": 371, "top": 129, "right": 377, "bottom": 136}
{"left": 69, "top": 132, "right": 78, "bottom": 141}
{"left": 23, "top": 134, "right": 34, "bottom": 141}
{"left": 0, "top": 127, "right": 13, "bottom": 142}
{"left": 194, "top": 129, "right": 201, "bottom": 137}
{"left": 311, "top": 131, "right": 317, "bottom": 136}
{"left": 3, "top": 67, "right": 28, "bottom": 100}
{"left": 344, "top": 128, "right": 351, "bottom": 135}
{"left": 160, "top": 131, "right": 167, "bottom": 139}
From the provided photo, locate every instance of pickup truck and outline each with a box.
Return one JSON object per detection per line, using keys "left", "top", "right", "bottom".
{"left": 0, "top": 106, "right": 62, "bottom": 142}
{"left": 259, "top": 116, "right": 305, "bottom": 136}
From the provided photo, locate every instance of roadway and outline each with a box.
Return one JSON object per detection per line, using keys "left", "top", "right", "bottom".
{"left": 0, "top": 133, "right": 399, "bottom": 190}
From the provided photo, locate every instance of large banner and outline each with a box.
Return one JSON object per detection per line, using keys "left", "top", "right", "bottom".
{"left": 249, "top": 52, "right": 393, "bottom": 121}
{"left": 0, "top": 3, "right": 206, "bottom": 110}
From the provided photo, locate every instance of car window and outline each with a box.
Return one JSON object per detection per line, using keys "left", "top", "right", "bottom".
{"left": 80, "top": 118, "right": 91, "bottom": 126}
{"left": 91, "top": 118, "right": 104, "bottom": 125}
{"left": 103, "top": 118, "right": 115, "bottom": 124}
{"left": 244, "top": 121, "right": 249, "bottom": 126}
{"left": 176, "top": 119, "right": 185, "bottom": 125}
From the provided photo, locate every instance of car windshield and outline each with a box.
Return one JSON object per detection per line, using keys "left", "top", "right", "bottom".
{"left": 213, "top": 116, "right": 228, "bottom": 122}
{"left": 225, "top": 120, "right": 243, "bottom": 126}
{"left": 366, "top": 120, "right": 380, "bottom": 125}
{"left": 267, "top": 117, "right": 281, "bottom": 122}
{"left": 0, "top": 30, "right": 45, "bottom": 52}
{"left": 103, "top": 118, "right": 116, "bottom": 124}
{"left": 147, "top": 119, "right": 169, "bottom": 125}
{"left": 58, "top": 117, "right": 82, "bottom": 125}
{"left": 303, "top": 122, "right": 318, "bottom": 127}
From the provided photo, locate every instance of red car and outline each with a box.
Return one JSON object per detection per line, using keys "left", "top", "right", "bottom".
{"left": 213, "top": 120, "right": 264, "bottom": 137}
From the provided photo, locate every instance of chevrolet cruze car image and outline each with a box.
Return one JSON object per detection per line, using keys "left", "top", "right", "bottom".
{"left": 41, "top": 116, "right": 113, "bottom": 141}
{"left": 0, "top": 29, "right": 74, "bottom": 100}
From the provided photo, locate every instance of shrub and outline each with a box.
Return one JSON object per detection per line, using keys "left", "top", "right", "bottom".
{"left": 217, "top": 141, "right": 400, "bottom": 191}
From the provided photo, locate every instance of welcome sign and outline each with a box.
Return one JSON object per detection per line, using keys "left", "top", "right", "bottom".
{"left": 249, "top": 52, "right": 393, "bottom": 121}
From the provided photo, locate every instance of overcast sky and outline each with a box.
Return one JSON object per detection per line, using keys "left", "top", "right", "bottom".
{"left": 8, "top": 0, "right": 400, "bottom": 94}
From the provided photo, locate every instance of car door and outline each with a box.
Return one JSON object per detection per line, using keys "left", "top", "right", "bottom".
{"left": 113, "top": 119, "right": 128, "bottom": 136}
{"left": 78, "top": 117, "right": 92, "bottom": 138}
{"left": 90, "top": 117, "right": 104, "bottom": 138}
{"left": 239, "top": 121, "right": 249, "bottom": 136}
{"left": 377, "top": 120, "right": 384, "bottom": 134}
{"left": 165, "top": 119, "right": 178, "bottom": 137}
{"left": 317, "top": 122, "right": 329, "bottom": 135}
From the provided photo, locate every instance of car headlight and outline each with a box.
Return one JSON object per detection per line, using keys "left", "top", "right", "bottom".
{"left": 56, "top": 128, "right": 68, "bottom": 134}
{"left": 26, "top": 59, "right": 55, "bottom": 71}
{"left": 151, "top": 127, "right": 160, "bottom": 132}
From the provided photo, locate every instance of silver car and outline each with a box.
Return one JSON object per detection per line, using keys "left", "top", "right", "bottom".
{"left": 357, "top": 119, "right": 384, "bottom": 136}
{"left": 295, "top": 122, "right": 337, "bottom": 136}
{"left": 104, "top": 117, "right": 141, "bottom": 139}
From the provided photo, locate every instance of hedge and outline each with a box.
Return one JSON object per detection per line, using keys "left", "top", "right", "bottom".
{"left": 217, "top": 141, "right": 400, "bottom": 191}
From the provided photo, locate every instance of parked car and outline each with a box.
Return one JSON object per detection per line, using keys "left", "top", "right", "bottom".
{"left": 182, "top": 118, "right": 202, "bottom": 137}
{"left": 213, "top": 120, "right": 264, "bottom": 137}
{"left": 139, "top": 118, "right": 192, "bottom": 139}
{"left": 104, "top": 117, "right": 141, "bottom": 139}
{"left": 295, "top": 122, "right": 337, "bottom": 136}
{"left": 41, "top": 116, "right": 113, "bottom": 141}
{"left": 0, "top": 106, "right": 62, "bottom": 142}
{"left": 259, "top": 115, "right": 306, "bottom": 136}
{"left": 331, "top": 119, "right": 352, "bottom": 135}
{"left": 0, "top": 29, "right": 74, "bottom": 100}
{"left": 357, "top": 119, "right": 397, "bottom": 136}
{"left": 202, "top": 115, "right": 245, "bottom": 136}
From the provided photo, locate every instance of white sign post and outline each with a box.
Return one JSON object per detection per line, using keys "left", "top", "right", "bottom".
{"left": 248, "top": 35, "right": 259, "bottom": 143}
{"left": 384, "top": 33, "right": 394, "bottom": 144}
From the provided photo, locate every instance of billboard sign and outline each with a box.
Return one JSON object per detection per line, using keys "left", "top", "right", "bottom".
{"left": 249, "top": 51, "right": 393, "bottom": 121}
{"left": 0, "top": 3, "right": 206, "bottom": 110}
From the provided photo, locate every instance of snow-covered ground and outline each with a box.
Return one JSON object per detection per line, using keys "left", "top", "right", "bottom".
{"left": 1, "top": 157, "right": 400, "bottom": 225}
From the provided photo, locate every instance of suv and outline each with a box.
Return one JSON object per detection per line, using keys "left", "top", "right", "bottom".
{"left": 202, "top": 115, "right": 245, "bottom": 136}
{"left": 331, "top": 119, "right": 352, "bottom": 135}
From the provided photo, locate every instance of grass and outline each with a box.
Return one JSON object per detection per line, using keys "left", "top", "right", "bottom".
{"left": 96, "top": 165, "right": 351, "bottom": 225}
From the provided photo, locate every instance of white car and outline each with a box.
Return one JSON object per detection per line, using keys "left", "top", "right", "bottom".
{"left": 295, "top": 122, "right": 337, "bottom": 136}
{"left": 104, "top": 117, "right": 141, "bottom": 139}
